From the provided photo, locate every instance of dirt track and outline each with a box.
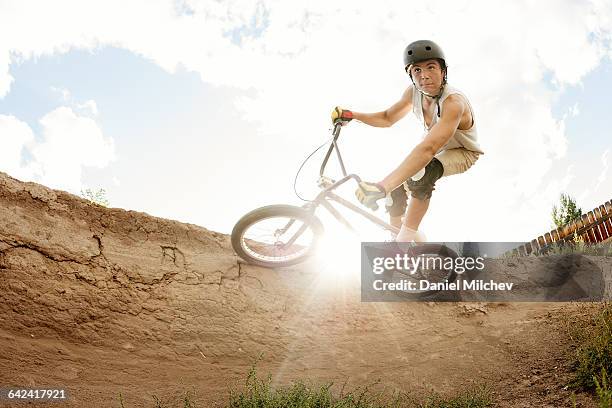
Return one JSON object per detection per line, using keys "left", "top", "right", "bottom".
{"left": 0, "top": 172, "right": 604, "bottom": 407}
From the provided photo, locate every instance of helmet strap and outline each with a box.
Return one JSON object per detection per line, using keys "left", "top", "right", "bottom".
{"left": 409, "top": 67, "right": 447, "bottom": 118}
{"left": 411, "top": 80, "right": 446, "bottom": 118}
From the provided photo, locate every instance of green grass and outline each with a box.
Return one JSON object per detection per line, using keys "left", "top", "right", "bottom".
{"left": 226, "top": 364, "right": 492, "bottom": 408}
{"left": 567, "top": 303, "right": 612, "bottom": 407}
{"left": 117, "top": 365, "right": 493, "bottom": 408}
{"left": 407, "top": 387, "right": 493, "bottom": 408}
{"left": 545, "top": 240, "right": 612, "bottom": 256}
{"left": 594, "top": 369, "right": 612, "bottom": 408}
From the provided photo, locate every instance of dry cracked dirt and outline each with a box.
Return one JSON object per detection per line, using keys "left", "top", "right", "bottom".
{"left": 0, "top": 171, "right": 609, "bottom": 407}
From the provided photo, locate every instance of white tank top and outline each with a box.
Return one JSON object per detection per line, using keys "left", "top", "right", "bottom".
{"left": 411, "top": 84, "right": 484, "bottom": 154}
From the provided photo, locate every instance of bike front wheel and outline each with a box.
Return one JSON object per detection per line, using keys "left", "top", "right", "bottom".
{"left": 231, "top": 204, "right": 324, "bottom": 268}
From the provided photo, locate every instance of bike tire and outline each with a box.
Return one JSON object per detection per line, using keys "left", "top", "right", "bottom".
{"left": 231, "top": 204, "right": 324, "bottom": 268}
{"left": 381, "top": 243, "right": 460, "bottom": 301}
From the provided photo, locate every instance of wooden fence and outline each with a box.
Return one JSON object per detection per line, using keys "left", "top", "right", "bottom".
{"left": 510, "top": 199, "right": 612, "bottom": 256}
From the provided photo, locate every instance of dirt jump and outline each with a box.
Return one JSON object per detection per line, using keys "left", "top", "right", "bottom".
{"left": 0, "top": 171, "right": 607, "bottom": 407}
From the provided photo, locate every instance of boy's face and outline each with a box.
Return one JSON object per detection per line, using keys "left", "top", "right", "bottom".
{"left": 409, "top": 59, "right": 445, "bottom": 95}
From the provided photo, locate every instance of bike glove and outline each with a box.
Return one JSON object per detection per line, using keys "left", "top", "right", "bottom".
{"left": 355, "top": 181, "right": 386, "bottom": 211}
{"left": 331, "top": 107, "right": 353, "bottom": 125}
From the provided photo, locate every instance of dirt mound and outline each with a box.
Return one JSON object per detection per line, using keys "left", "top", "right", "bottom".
{"left": 0, "top": 172, "right": 602, "bottom": 407}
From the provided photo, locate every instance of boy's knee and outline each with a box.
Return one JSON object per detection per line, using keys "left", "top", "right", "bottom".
{"left": 405, "top": 158, "right": 444, "bottom": 200}
{"left": 385, "top": 185, "right": 408, "bottom": 216}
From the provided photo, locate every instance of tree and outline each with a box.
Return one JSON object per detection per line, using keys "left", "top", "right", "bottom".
{"left": 81, "top": 188, "right": 110, "bottom": 207}
{"left": 551, "top": 193, "right": 582, "bottom": 229}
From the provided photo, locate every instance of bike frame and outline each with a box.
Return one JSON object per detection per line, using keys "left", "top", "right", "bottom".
{"left": 302, "top": 123, "right": 400, "bottom": 236}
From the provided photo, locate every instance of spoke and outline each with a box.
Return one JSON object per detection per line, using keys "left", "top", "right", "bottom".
{"left": 240, "top": 215, "right": 316, "bottom": 264}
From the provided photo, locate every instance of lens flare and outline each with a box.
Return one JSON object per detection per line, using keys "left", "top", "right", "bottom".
{"left": 314, "top": 228, "right": 363, "bottom": 289}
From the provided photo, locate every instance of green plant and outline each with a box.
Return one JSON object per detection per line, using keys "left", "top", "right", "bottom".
{"left": 569, "top": 304, "right": 612, "bottom": 398}
{"left": 594, "top": 369, "right": 612, "bottom": 407}
{"left": 541, "top": 239, "right": 612, "bottom": 256}
{"left": 414, "top": 386, "right": 492, "bottom": 408}
{"left": 227, "top": 362, "right": 492, "bottom": 408}
{"left": 81, "top": 188, "right": 110, "bottom": 207}
{"left": 552, "top": 193, "right": 582, "bottom": 229}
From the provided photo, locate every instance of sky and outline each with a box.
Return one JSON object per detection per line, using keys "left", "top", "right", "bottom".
{"left": 0, "top": 0, "right": 611, "bottom": 242}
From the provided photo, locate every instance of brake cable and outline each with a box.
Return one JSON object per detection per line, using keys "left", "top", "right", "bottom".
{"left": 293, "top": 133, "right": 335, "bottom": 202}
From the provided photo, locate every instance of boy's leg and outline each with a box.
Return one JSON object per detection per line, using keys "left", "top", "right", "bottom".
{"left": 403, "top": 196, "right": 430, "bottom": 230}
{"left": 390, "top": 215, "right": 402, "bottom": 229}
{"left": 396, "top": 197, "right": 430, "bottom": 242}
{"left": 395, "top": 157, "right": 443, "bottom": 242}
{"left": 396, "top": 148, "right": 480, "bottom": 242}
{"left": 386, "top": 185, "right": 409, "bottom": 229}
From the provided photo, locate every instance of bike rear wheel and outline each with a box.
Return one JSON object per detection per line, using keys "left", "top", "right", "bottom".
{"left": 231, "top": 204, "right": 324, "bottom": 268}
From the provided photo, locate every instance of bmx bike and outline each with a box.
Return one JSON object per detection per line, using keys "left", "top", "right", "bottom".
{"left": 231, "top": 123, "right": 459, "bottom": 298}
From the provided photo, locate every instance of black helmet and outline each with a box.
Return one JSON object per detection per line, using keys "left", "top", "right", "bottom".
{"left": 404, "top": 40, "right": 447, "bottom": 108}
{"left": 403, "top": 40, "right": 446, "bottom": 72}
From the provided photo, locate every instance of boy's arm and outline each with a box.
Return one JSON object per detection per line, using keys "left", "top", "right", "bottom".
{"left": 350, "top": 86, "right": 414, "bottom": 128}
{"left": 378, "top": 94, "right": 465, "bottom": 192}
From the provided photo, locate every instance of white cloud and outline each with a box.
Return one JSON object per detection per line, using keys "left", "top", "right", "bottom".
{"left": 0, "top": 108, "right": 114, "bottom": 193}
{"left": 0, "top": 0, "right": 611, "bottom": 238}
{"left": 50, "top": 87, "right": 98, "bottom": 116}
{"left": 77, "top": 100, "right": 98, "bottom": 116}
{"left": 2, "top": 0, "right": 603, "bottom": 95}
{"left": 31, "top": 107, "right": 115, "bottom": 192}
{"left": 0, "top": 114, "right": 36, "bottom": 180}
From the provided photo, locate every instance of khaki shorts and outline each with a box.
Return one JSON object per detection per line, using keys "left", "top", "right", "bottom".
{"left": 435, "top": 148, "right": 481, "bottom": 177}
{"left": 386, "top": 148, "right": 481, "bottom": 215}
